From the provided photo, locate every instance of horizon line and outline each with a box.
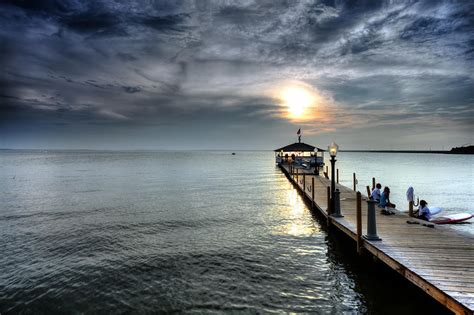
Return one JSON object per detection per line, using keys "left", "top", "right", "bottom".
{"left": 0, "top": 148, "right": 459, "bottom": 153}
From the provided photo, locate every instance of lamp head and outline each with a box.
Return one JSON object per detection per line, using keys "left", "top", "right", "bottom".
{"left": 328, "top": 141, "right": 338, "bottom": 157}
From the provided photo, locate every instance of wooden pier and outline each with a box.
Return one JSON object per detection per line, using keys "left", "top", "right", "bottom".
{"left": 279, "top": 164, "right": 474, "bottom": 315}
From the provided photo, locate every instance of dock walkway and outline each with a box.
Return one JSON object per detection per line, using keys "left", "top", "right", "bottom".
{"left": 279, "top": 164, "right": 473, "bottom": 315}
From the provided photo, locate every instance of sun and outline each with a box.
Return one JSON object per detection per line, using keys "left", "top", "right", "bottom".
{"left": 282, "top": 86, "right": 314, "bottom": 119}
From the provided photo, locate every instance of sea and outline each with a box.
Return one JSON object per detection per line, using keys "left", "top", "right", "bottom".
{"left": 0, "top": 150, "right": 471, "bottom": 314}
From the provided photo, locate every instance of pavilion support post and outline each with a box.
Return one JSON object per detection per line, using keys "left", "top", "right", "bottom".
{"left": 356, "top": 191, "right": 363, "bottom": 254}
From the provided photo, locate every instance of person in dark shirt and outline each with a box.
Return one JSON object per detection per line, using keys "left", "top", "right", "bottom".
{"left": 379, "top": 186, "right": 396, "bottom": 215}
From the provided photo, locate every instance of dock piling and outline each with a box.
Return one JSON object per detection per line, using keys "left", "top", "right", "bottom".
{"left": 364, "top": 200, "right": 381, "bottom": 241}
{"left": 326, "top": 186, "right": 331, "bottom": 216}
{"left": 332, "top": 189, "right": 343, "bottom": 217}
{"left": 366, "top": 185, "right": 371, "bottom": 198}
{"left": 372, "top": 177, "right": 375, "bottom": 190}
{"left": 353, "top": 172, "right": 357, "bottom": 191}
{"left": 356, "top": 191, "right": 363, "bottom": 254}
{"left": 409, "top": 201, "right": 414, "bottom": 217}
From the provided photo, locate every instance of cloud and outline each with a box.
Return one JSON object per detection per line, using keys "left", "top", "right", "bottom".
{"left": 0, "top": 0, "right": 473, "bottom": 149}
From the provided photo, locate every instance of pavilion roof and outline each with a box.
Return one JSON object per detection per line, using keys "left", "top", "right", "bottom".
{"left": 274, "top": 142, "right": 325, "bottom": 152}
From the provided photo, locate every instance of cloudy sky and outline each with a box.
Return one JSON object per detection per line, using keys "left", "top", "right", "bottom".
{"left": 1, "top": 0, "right": 473, "bottom": 150}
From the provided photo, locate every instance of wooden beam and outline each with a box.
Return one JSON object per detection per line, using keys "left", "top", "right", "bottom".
{"left": 356, "top": 191, "right": 363, "bottom": 255}
{"left": 353, "top": 172, "right": 356, "bottom": 191}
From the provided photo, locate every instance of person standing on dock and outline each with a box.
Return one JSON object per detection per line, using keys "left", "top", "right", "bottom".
{"left": 416, "top": 200, "right": 431, "bottom": 221}
{"left": 371, "top": 183, "right": 382, "bottom": 201}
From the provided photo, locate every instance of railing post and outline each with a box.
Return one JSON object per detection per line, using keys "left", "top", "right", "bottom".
{"left": 331, "top": 189, "right": 343, "bottom": 217}
{"left": 372, "top": 177, "right": 376, "bottom": 190}
{"left": 356, "top": 191, "right": 363, "bottom": 254}
{"left": 409, "top": 201, "right": 414, "bottom": 217}
{"left": 336, "top": 169, "right": 339, "bottom": 183}
{"left": 326, "top": 186, "right": 331, "bottom": 216}
{"left": 303, "top": 173, "right": 306, "bottom": 191}
{"left": 364, "top": 200, "right": 381, "bottom": 241}
{"left": 312, "top": 177, "right": 315, "bottom": 205}
{"left": 296, "top": 168, "right": 299, "bottom": 183}
{"left": 366, "top": 185, "right": 371, "bottom": 198}
{"left": 326, "top": 165, "right": 328, "bottom": 175}
{"left": 353, "top": 172, "right": 357, "bottom": 191}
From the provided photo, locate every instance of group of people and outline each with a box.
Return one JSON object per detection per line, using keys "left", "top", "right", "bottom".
{"left": 370, "top": 184, "right": 431, "bottom": 220}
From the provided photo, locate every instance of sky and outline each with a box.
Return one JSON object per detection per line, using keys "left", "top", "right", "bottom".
{"left": 1, "top": 0, "right": 473, "bottom": 150}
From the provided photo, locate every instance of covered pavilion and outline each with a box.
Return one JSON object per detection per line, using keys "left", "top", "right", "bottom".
{"left": 274, "top": 137, "right": 325, "bottom": 172}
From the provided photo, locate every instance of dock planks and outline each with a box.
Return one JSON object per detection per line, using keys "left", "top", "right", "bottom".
{"left": 279, "top": 164, "right": 474, "bottom": 315}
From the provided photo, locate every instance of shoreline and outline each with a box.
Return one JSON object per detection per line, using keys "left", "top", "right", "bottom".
{"left": 340, "top": 150, "right": 448, "bottom": 154}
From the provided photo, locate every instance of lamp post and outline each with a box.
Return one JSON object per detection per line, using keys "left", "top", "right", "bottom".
{"left": 328, "top": 141, "right": 339, "bottom": 215}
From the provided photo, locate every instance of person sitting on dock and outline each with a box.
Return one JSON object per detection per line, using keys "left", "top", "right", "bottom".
{"left": 371, "top": 183, "right": 382, "bottom": 201}
{"left": 416, "top": 200, "right": 431, "bottom": 221}
{"left": 379, "top": 187, "right": 396, "bottom": 215}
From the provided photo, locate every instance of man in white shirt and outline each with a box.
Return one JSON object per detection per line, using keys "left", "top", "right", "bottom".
{"left": 371, "top": 183, "right": 382, "bottom": 201}
{"left": 417, "top": 200, "right": 431, "bottom": 221}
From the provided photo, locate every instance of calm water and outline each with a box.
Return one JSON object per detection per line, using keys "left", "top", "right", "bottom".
{"left": 0, "top": 150, "right": 468, "bottom": 314}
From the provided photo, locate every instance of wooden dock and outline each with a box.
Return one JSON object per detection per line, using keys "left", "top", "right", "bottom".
{"left": 279, "top": 164, "right": 474, "bottom": 315}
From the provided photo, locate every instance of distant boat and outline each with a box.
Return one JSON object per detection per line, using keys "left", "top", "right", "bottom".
{"left": 232, "top": 152, "right": 236, "bottom": 155}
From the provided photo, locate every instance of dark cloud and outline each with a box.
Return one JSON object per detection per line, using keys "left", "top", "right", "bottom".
{"left": 0, "top": 0, "right": 473, "bottom": 149}
{"left": 123, "top": 86, "right": 142, "bottom": 94}
{"left": 116, "top": 52, "right": 138, "bottom": 62}
{"left": 63, "top": 12, "right": 121, "bottom": 33}
{"left": 139, "top": 13, "right": 191, "bottom": 32}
